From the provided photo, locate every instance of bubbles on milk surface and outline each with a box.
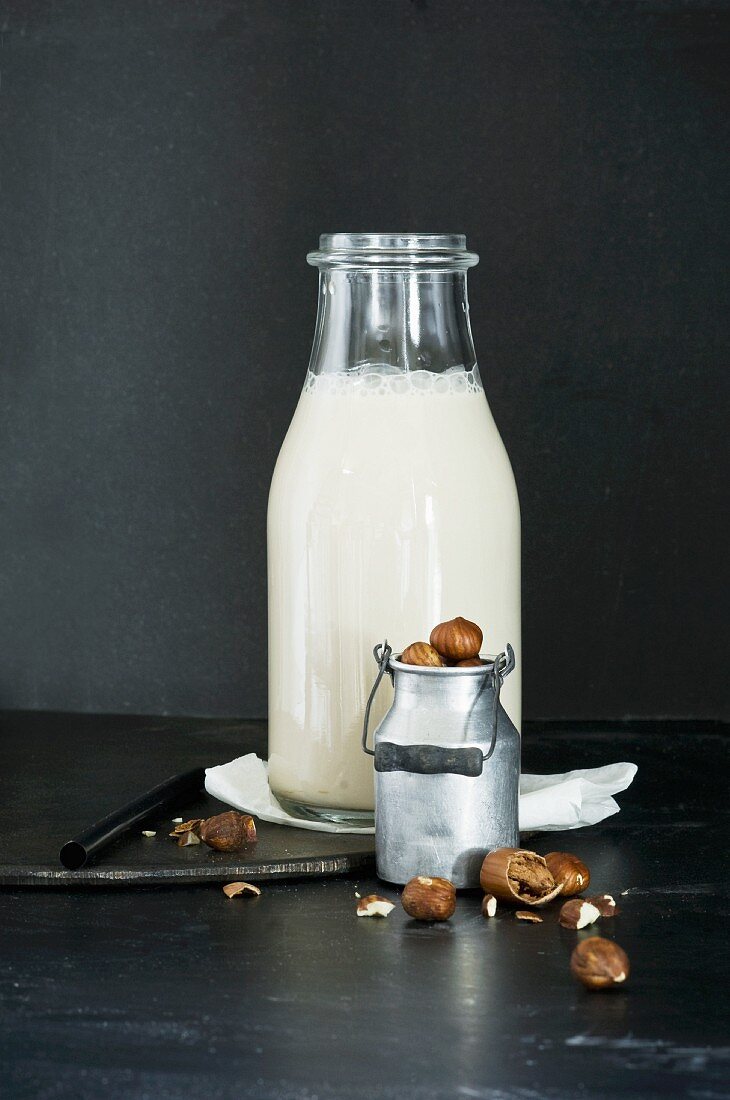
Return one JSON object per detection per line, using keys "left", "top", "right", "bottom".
{"left": 303, "top": 365, "right": 483, "bottom": 397}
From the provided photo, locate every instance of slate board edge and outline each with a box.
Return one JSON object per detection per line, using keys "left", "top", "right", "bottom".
{"left": 0, "top": 851, "right": 377, "bottom": 889}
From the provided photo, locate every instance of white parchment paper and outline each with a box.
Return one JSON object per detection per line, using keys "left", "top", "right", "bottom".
{"left": 205, "top": 754, "right": 637, "bottom": 836}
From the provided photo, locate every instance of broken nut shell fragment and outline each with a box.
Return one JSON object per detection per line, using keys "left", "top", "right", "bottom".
{"left": 515, "top": 910, "right": 543, "bottom": 923}
{"left": 570, "top": 936, "right": 630, "bottom": 990}
{"left": 401, "top": 876, "right": 456, "bottom": 921}
{"left": 480, "top": 848, "right": 563, "bottom": 907}
{"left": 544, "top": 852, "right": 591, "bottom": 897}
{"left": 559, "top": 898, "right": 601, "bottom": 930}
{"left": 169, "top": 818, "right": 203, "bottom": 837}
{"left": 357, "top": 895, "right": 395, "bottom": 918}
{"left": 222, "top": 881, "right": 262, "bottom": 899}
{"left": 177, "top": 830, "right": 201, "bottom": 847}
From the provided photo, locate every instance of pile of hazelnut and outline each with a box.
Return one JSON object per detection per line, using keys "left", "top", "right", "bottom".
{"left": 358, "top": 847, "right": 631, "bottom": 993}
{"left": 400, "top": 616, "right": 486, "bottom": 667}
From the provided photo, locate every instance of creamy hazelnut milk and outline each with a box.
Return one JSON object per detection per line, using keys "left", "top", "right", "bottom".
{"left": 267, "top": 367, "right": 520, "bottom": 818}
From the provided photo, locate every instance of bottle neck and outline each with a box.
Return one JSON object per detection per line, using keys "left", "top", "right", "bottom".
{"left": 308, "top": 269, "right": 478, "bottom": 377}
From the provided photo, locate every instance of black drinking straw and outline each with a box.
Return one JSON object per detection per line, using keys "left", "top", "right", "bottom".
{"left": 59, "top": 767, "right": 206, "bottom": 870}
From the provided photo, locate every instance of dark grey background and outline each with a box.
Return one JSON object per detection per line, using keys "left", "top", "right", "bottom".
{"left": 0, "top": 0, "right": 727, "bottom": 720}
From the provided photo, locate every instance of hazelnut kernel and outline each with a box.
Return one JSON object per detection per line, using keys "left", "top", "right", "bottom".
{"left": 589, "top": 893, "right": 621, "bottom": 917}
{"left": 559, "top": 898, "right": 601, "bottom": 930}
{"left": 570, "top": 936, "right": 630, "bottom": 990}
{"left": 481, "top": 894, "right": 497, "bottom": 918}
{"left": 399, "top": 642, "right": 445, "bottom": 667}
{"left": 357, "top": 895, "right": 395, "bottom": 918}
{"left": 544, "top": 852, "right": 591, "bottom": 897}
{"left": 430, "top": 617, "right": 483, "bottom": 661}
{"left": 401, "top": 875, "right": 456, "bottom": 921}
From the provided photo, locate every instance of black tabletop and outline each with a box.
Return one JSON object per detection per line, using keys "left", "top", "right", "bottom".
{"left": 1, "top": 712, "right": 728, "bottom": 1100}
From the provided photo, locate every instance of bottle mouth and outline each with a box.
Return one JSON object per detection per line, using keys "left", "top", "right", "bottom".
{"left": 308, "top": 232, "right": 479, "bottom": 271}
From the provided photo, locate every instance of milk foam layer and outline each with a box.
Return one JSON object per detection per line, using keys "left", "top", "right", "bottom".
{"left": 303, "top": 366, "right": 483, "bottom": 397}
{"left": 267, "top": 368, "right": 521, "bottom": 812}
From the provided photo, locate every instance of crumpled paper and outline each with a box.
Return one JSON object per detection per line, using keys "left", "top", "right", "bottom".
{"left": 205, "top": 754, "right": 637, "bottom": 836}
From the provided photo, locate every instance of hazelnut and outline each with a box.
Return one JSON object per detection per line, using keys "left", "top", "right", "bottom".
{"left": 357, "top": 895, "right": 395, "bottom": 918}
{"left": 430, "top": 617, "right": 483, "bottom": 661}
{"left": 589, "top": 893, "right": 621, "bottom": 917}
{"left": 399, "top": 642, "right": 445, "bottom": 667}
{"left": 515, "top": 910, "right": 543, "bottom": 923}
{"left": 480, "top": 847, "right": 563, "bottom": 907}
{"left": 570, "top": 936, "right": 630, "bottom": 990}
{"left": 222, "top": 881, "right": 261, "bottom": 898}
{"left": 559, "top": 898, "right": 600, "bottom": 929}
{"left": 544, "top": 852, "right": 590, "bottom": 897}
{"left": 401, "top": 876, "right": 456, "bottom": 921}
{"left": 481, "top": 894, "right": 497, "bottom": 918}
{"left": 199, "top": 811, "right": 257, "bottom": 851}
{"left": 455, "top": 657, "right": 486, "bottom": 667}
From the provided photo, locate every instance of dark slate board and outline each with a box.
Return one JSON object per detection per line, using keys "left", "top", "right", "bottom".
{"left": 1, "top": 815, "right": 375, "bottom": 888}
{"left": 0, "top": 712, "right": 374, "bottom": 887}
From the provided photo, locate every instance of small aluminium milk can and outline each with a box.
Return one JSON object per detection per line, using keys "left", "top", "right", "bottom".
{"left": 362, "top": 642, "right": 520, "bottom": 889}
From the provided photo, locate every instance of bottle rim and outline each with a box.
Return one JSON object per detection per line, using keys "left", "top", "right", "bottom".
{"left": 307, "top": 232, "right": 479, "bottom": 270}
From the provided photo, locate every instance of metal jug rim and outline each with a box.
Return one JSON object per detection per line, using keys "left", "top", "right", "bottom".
{"left": 389, "top": 653, "right": 497, "bottom": 675}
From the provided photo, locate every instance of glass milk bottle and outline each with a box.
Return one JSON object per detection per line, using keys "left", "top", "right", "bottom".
{"left": 267, "top": 233, "right": 520, "bottom": 826}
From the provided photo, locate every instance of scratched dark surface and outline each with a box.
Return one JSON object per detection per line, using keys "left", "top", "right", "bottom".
{"left": 0, "top": 0, "right": 728, "bottom": 720}
{"left": 1, "top": 713, "right": 728, "bottom": 1099}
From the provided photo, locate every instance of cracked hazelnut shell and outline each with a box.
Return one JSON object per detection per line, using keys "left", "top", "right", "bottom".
{"left": 222, "top": 881, "right": 261, "bottom": 898}
{"left": 480, "top": 847, "right": 563, "bottom": 907}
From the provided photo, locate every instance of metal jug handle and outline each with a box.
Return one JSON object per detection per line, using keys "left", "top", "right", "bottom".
{"left": 362, "top": 640, "right": 393, "bottom": 757}
{"left": 483, "top": 642, "right": 516, "bottom": 763}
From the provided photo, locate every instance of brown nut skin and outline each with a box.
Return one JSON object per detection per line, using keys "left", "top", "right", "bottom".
{"left": 570, "top": 936, "right": 630, "bottom": 990}
{"left": 430, "top": 617, "right": 483, "bottom": 662}
{"left": 401, "top": 876, "right": 456, "bottom": 921}
{"left": 544, "top": 852, "right": 591, "bottom": 897}
{"left": 199, "top": 811, "right": 257, "bottom": 851}
{"left": 480, "top": 847, "right": 563, "bottom": 907}
{"left": 399, "top": 642, "right": 445, "bottom": 667}
{"left": 515, "top": 910, "right": 543, "bottom": 923}
{"left": 454, "top": 657, "right": 487, "bottom": 667}
{"left": 589, "top": 893, "right": 621, "bottom": 917}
